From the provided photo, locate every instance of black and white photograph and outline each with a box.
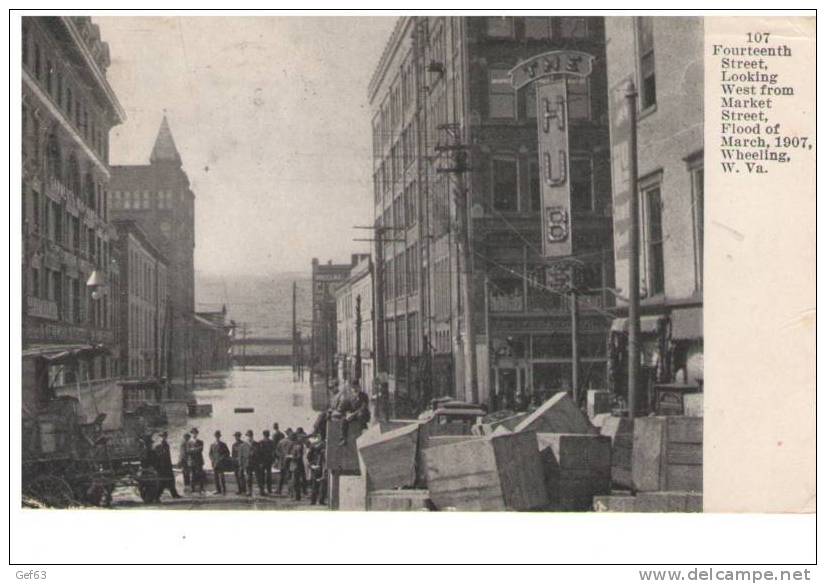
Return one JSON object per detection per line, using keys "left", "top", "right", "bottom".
{"left": 11, "top": 9, "right": 815, "bottom": 570}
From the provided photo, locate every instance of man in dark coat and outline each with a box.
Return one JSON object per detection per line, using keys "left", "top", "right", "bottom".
{"left": 275, "top": 429, "right": 295, "bottom": 496}
{"left": 245, "top": 430, "right": 261, "bottom": 496}
{"left": 153, "top": 431, "right": 181, "bottom": 500}
{"left": 231, "top": 431, "right": 247, "bottom": 494}
{"left": 286, "top": 436, "right": 306, "bottom": 501}
{"left": 258, "top": 430, "right": 275, "bottom": 495}
{"left": 307, "top": 438, "right": 327, "bottom": 505}
{"left": 209, "top": 430, "right": 231, "bottom": 495}
{"left": 187, "top": 428, "right": 205, "bottom": 494}
{"left": 178, "top": 432, "right": 191, "bottom": 492}
{"left": 335, "top": 381, "right": 371, "bottom": 445}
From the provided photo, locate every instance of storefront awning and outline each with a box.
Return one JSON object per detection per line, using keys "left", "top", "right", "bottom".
{"left": 610, "top": 316, "right": 663, "bottom": 335}
{"left": 22, "top": 343, "right": 109, "bottom": 364}
{"left": 670, "top": 307, "right": 703, "bottom": 341}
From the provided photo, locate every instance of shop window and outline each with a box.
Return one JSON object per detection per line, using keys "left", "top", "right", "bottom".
{"left": 489, "top": 277, "right": 524, "bottom": 313}
{"left": 636, "top": 17, "right": 656, "bottom": 110}
{"left": 492, "top": 158, "right": 518, "bottom": 212}
{"left": 532, "top": 363, "right": 573, "bottom": 392}
{"left": 486, "top": 16, "right": 514, "bottom": 38}
{"left": 642, "top": 184, "right": 665, "bottom": 296}
{"left": 570, "top": 156, "right": 594, "bottom": 212}
{"left": 488, "top": 68, "right": 516, "bottom": 119}
{"left": 559, "top": 17, "right": 589, "bottom": 39}
{"left": 524, "top": 17, "right": 552, "bottom": 39}
{"left": 567, "top": 77, "right": 590, "bottom": 121}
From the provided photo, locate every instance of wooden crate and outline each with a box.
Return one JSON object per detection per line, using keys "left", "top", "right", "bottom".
{"left": 632, "top": 416, "right": 702, "bottom": 493}
{"left": 423, "top": 432, "right": 549, "bottom": 511}
{"left": 586, "top": 390, "right": 613, "bottom": 419}
{"left": 357, "top": 423, "right": 420, "bottom": 491}
{"left": 600, "top": 416, "right": 634, "bottom": 490}
{"left": 325, "top": 418, "right": 364, "bottom": 474}
{"left": 368, "top": 489, "right": 431, "bottom": 511}
{"left": 513, "top": 392, "right": 596, "bottom": 435}
{"left": 338, "top": 474, "right": 367, "bottom": 511}
{"left": 536, "top": 433, "right": 612, "bottom": 511}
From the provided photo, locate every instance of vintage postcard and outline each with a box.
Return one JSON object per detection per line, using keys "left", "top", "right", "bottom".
{"left": 11, "top": 10, "right": 816, "bottom": 566}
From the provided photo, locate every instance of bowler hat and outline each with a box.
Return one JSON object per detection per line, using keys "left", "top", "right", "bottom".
{"left": 234, "top": 431, "right": 242, "bottom": 437}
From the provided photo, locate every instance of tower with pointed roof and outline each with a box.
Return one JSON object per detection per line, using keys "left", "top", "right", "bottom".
{"left": 108, "top": 115, "right": 196, "bottom": 380}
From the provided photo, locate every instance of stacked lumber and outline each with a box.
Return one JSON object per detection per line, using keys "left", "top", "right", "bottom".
{"left": 513, "top": 392, "right": 596, "bottom": 435}
{"left": 599, "top": 416, "right": 634, "bottom": 489}
{"left": 423, "top": 432, "right": 549, "bottom": 511}
{"left": 632, "top": 416, "right": 702, "bottom": 493}
{"left": 368, "top": 489, "right": 431, "bottom": 511}
{"left": 536, "top": 433, "right": 612, "bottom": 511}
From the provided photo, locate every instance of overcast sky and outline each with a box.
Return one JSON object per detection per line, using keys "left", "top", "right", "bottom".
{"left": 97, "top": 16, "right": 396, "bottom": 276}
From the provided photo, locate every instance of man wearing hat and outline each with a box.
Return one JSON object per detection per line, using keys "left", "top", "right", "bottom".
{"left": 231, "top": 431, "right": 247, "bottom": 494}
{"left": 243, "top": 430, "right": 260, "bottom": 496}
{"left": 186, "top": 428, "right": 205, "bottom": 494}
{"left": 209, "top": 430, "right": 231, "bottom": 495}
{"left": 153, "top": 431, "right": 181, "bottom": 500}
{"left": 258, "top": 430, "right": 276, "bottom": 495}
{"left": 177, "top": 432, "right": 191, "bottom": 492}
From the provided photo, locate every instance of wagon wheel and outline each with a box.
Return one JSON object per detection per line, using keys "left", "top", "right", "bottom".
{"left": 137, "top": 468, "right": 161, "bottom": 503}
{"left": 24, "top": 474, "right": 77, "bottom": 508}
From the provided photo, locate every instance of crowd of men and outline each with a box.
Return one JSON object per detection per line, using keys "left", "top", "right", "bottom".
{"left": 139, "top": 380, "right": 372, "bottom": 507}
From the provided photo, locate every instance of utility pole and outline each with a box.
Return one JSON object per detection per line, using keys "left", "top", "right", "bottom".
{"left": 292, "top": 281, "right": 297, "bottom": 380}
{"left": 625, "top": 80, "right": 641, "bottom": 420}
{"left": 437, "top": 124, "right": 477, "bottom": 404}
{"left": 569, "top": 286, "right": 580, "bottom": 405}
{"left": 241, "top": 322, "right": 247, "bottom": 371}
{"left": 355, "top": 294, "right": 362, "bottom": 384}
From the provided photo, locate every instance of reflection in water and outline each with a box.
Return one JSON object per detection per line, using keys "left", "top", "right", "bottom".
{"left": 165, "top": 367, "right": 316, "bottom": 461}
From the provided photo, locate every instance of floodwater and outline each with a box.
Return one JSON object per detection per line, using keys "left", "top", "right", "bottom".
{"left": 165, "top": 366, "right": 317, "bottom": 461}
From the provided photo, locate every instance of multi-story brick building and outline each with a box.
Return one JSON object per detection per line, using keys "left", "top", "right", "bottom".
{"left": 335, "top": 255, "right": 375, "bottom": 396}
{"left": 21, "top": 16, "right": 125, "bottom": 386}
{"left": 369, "top": 16, "right": 615, "bottom": 413}
{"left": 112, "top": 219, "right": 169, "bottom": 379}
{"left": 109, "top": 116, "right": 197, "bottom": 381}
{"left": 604, "top": 17, "right": 704, "bottom": 411}
{"left": 310, "top": 255, "right": 368, "bottom": 386}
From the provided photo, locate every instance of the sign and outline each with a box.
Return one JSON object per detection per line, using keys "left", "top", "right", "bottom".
{"left": 609, "top": 78, "right": 634, "bottom": 263}
{"left": 509, "top": 50, "right": 595, "bottom": 90}
{"left": 536, "top": 77, "right": 572, "bottom": 258}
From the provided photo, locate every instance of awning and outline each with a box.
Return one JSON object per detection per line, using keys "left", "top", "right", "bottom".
{"left": 22, "top": 344, "right": 110, "bottom": 364}
{"left": 610, "top": 316, "right": 664, "bottom": 335}
{"left": 670, "top": 307, "right": 703, "bottom": 340}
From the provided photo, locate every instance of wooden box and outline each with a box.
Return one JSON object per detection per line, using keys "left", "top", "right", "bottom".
{"left": 586, "top": 390, "right": 613, "bottom": 419}
{"left": 357, "top": 423, "right": 420, "bottom": 491}
{"left": 632, "top": 416, "right": 703, "bottom": 493}
{"left": 536, "top": 433, "right": 612, "bottom": 511}
{"left": 423, "top": 432, "right": 549, "bottom": 511}
{"left": 367, "top": 489, "right": 431, "bottom": 511}
{"left": 325, "top": 418, "right": 364, "bottom": 474}
{"left": 513, "top": 392, "right": 596, "bottom": 435}
{"left": 338, "top": 474, "right": 367, "bottom": 511}
{"left": 600, "top": 416, "right": 634, "bottom": 490}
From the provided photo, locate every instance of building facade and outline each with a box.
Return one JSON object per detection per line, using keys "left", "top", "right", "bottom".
{"left": 193, "top": 307, "right": 234, "bottom": 372}
{"left": 369, "top": 16, "right": 615, "bottom": 413}
{"left": 109, "top": 116, "right": 197, "bottom": 382}
{"left": 604, "top": 17, "right": 704, "bottom": 410}
{"left": 335, "top": 256, "right": 375, "bottom": 396}
{"left": 113, "top": 219, "right": 169, "bottom": 380}
{"left": 21, "top": 16, "right": 126, "bottom": 383}
{"left": 310, "top": 255, "right": 368, "bottom": 385}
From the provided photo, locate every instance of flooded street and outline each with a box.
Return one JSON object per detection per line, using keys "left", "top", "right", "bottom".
{"left": 166, "top": 366, "right": 318, "bottom": 461}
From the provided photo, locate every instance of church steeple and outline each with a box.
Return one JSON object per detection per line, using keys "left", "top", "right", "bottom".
{"left": 150, "top": 115, "right": 182, "bottom": 166}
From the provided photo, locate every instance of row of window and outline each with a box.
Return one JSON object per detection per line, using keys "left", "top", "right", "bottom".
{"left": 29, "top": 266, "right": 111, "bottom": 329}
{"left": 384, "top": 312, "right": 421, "bottom": 363}
{"left": 129, "top": 248, "right": 164, "bottom": 304}
{"left": 129, "top": 302, "right": 157, "bottom": 352}
{"left": 483, "top": 16, "right": 592, "bottom": 42}
{"left": 490, "top": 74, "right": 590, "bottom": 121}
{"left": 22, "top": 21, "right": 109, "bottom": 160}
{"left": 111, "top": 189, "right": 178, "bottom": 211}
{"left": 28, "top": 189, "right": 110, "bottom": 268}
{"left": 382, "top": 243, "right": 420, "bottom": 302}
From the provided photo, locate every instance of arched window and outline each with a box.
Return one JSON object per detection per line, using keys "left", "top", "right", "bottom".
{"left": 46, "top": 132, "right": 61, "bottom": 181}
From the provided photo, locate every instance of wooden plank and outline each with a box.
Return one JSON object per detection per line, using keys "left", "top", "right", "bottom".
{"left": 514, "top": 392, "right": 596, "bottom": 435}
{"left": 367, "top": 489, "right": 431, "bottom": 511}
{"left": 632, "top": 417, "right": 667, "bottom": 492}
{"left": 666, "top": 442, "right": 703, "bottom": 466}
{"left": 535, "top": 433, "right": 612, "bottom": 511}
{"left": 668, "top": 416, "right": 703, "bottom": 443}
{"left": 593, "top": 494, "right": 636, "bottom": 512}
{"left": 325, "top": 418, "right": 364, "bottom": 474}
{"left": 338, "top": 474, "right": 367, "bottom": 511}
{"left": 666, "top": 465, "right": 703, "bottom": 492}
{"left": 632, "top": 416, "right": 703, "bottom": 493}
{"left": 491, "top": 432, "right": 549, "bottom": 511}
{"left": 636, "top": 491, "right": 703, "bottom": 513}
{"left": 357, "top": 423, "right": 419, "bottom": 491}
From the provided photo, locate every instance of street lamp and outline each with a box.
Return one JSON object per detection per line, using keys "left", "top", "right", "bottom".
{"left": 86, "top": 270, "right": 105, "bottom": 300}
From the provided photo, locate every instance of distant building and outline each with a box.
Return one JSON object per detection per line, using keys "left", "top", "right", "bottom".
{"left": 335, "top": 255, "right": 375, "bottom": 395}
{"left": 109, "top": 116, "right": 197, "bottom": 381}
{"left": 112, "top": 219, "right": 169, "bottom": 379}
{"left": 604, "top": 17, "right": 704, "bottom": 410}
{"left": 310, "top": 255, "right": 369, "bottom": 385}
{"left": 193, "top": 307, "right": 234, "bottom": 372}
{"left": 369, "top": 17, "right": 615, "bottom": 413}
{"left": 21, "top": 16, "right": 126, "bottom": 387}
